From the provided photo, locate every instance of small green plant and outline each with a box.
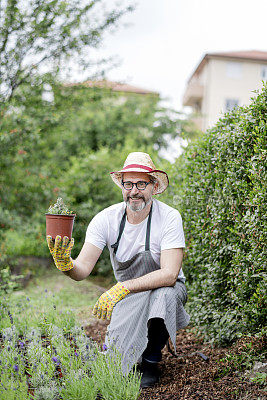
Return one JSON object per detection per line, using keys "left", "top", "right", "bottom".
{"left": 0, "top": 372, "right": 29, "bottom": 400}
{"left": 250, "top": 372, "right": 267, "bottom": 386}
{"left": 215, "top": 336, "right": 266, "bottom": 379}
{"left": 91, "top": 349, "right": 141, "bottom": 400}
{"left": 47, "top": 197, "right": 74, "bottom": 215}
{"left": 61, "top": 371, "right": 97, "bottom": 400}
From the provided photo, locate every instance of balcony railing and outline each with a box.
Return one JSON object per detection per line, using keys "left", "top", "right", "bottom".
{"left": 182, "top": 81, "right": 204, "bottom": 106}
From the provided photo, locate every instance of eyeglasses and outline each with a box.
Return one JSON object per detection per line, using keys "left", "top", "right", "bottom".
{"left": 121, "top": 181, "right": 152, "bottom": 191}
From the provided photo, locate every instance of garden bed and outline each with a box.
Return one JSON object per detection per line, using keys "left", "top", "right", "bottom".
{"left": 85, "top": 322, "right": 266, "bottom": 400}
{"left": 1, "top": 272, "right": 265, "bottom": 399}
{"left": 0, "top": 322, "right": 141, "bottom": 400}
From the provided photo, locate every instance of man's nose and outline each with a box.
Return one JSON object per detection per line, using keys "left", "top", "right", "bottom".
{"left": 130, "top": 184, "right": 139, "bottom": 195}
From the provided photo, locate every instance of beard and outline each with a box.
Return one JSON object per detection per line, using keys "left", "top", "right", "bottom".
{"left": 125, "top": 194, "right": 152, "bottom": 212}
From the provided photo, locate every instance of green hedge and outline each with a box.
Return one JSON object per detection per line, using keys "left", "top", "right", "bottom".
{"left": 162, "top": 84, "right": 266, "bottom": 344}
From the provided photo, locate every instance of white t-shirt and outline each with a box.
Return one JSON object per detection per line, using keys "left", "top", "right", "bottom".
{"left": 85, "top": 199, "right": 186, "bottom": 282}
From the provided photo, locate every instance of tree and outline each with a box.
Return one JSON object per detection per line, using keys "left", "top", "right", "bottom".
{"left": 0, "top": 0, "right": 133, "bottom": 103}
{"left": 0, "top": 1, "right": 199, "bottom": 278}
{"left": 0, "top": 80, "right": 193, "bottom": 226}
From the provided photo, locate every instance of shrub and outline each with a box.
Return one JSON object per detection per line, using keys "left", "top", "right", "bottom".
{"left": 162, "top": 84, "right": 267, "bottom": 344}
{"left": 4, "top": 227, "right": 48, "bottom": 257}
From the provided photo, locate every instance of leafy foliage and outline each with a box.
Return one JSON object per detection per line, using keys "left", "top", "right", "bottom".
{"left": 162, "top": 84, "right": 267, "bottom": 344}
{"left": 215, "top": 335, "right": 266, "bottom": 378}
{"left": 0, "top": 0, "right": 133, "bottom": 103}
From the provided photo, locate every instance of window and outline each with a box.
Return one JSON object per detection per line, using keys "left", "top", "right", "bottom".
{"left": 225, "top": 98, "right": 239, "bottom": 111}
{"left": 226, "top": 62, "right": 242, "bottom": 78}
{"left": 261, "top": 65, "right": 267, "bottom": 80}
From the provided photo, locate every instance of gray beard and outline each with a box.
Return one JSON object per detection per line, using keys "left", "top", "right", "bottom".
{"left": 126, "top": 196, "right": 152, "bottom": 212}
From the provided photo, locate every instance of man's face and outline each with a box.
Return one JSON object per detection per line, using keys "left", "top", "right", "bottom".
{"left": 122, "top": 172, "right": 157, "bottom": 212}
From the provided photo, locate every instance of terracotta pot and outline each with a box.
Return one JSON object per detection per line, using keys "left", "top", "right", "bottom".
{"left": 45, "top": 214, "right": 76, "bottom": 240}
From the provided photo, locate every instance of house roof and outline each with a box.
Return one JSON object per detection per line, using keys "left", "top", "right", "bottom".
{"left": 64, "top": 79, "right": 159, "bottom": 95}
{"left": 188, "top": 50, "right": 267, "bottom": 82}
{"left": 208, "top": 50, "right": 267, "bottom": 61}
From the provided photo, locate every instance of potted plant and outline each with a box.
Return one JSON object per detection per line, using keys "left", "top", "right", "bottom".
{"left": 45, "top": 197, "right": 76, "bottom": 240}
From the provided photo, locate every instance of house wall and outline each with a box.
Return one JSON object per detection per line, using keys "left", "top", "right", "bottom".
{"left": 204, "top": 58, "right": 267, "bottom": 130}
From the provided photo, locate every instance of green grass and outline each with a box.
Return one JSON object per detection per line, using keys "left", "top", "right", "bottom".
{"left": 2, "top": 268, "right": 104, "bottom": 333}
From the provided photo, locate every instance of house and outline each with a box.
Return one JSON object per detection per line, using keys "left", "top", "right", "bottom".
{"left": 64, "top": 79, "right": 159, "bottom": 96}
{"left": 182, "top": 50, "right": 267, "bottom": 131}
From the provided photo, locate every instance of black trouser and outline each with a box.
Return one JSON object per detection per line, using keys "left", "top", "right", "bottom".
{"left": 142, "top": 318, "right": 169, "bottom": 363}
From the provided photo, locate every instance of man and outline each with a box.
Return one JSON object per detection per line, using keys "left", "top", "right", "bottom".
{"left": 47, "top": 152, "right": 190, "bottom": 388}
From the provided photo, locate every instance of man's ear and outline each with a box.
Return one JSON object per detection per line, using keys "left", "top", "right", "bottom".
{"left": 152, "top": 181, "right": 159, "bottom": 195}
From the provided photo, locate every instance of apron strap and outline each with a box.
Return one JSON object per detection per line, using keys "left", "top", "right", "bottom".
{"left": 145, "top": 202, "right": 153, "bottom": 251}
{"left": 111, "top": 209, "right": 127, "bottom": 255}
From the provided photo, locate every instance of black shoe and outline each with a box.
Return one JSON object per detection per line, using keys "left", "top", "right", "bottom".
{"left": 140, "top": 360, "right": 160, "bottom": 388}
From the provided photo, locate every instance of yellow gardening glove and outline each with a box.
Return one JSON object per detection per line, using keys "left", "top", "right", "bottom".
{"left": 46, "top": 235, "right": 74, "bottom": 271}
{"left": 92, "top": 282, "right": 130, "bottom": 320}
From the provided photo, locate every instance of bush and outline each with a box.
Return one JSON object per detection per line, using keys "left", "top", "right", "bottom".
{"left": 4, "top": 227, "right": 48, "bottom": 258}
{"left": 162, "top": 84, "right": 267, "bottom": 344}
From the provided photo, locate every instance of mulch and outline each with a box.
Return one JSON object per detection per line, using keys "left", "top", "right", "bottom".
{"left": 84, "top": 321, "right": 266, "bottom": 400}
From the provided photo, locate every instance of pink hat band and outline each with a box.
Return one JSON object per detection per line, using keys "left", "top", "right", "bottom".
{"left": 122, "top": 164, "right": 153, "bottom": 172}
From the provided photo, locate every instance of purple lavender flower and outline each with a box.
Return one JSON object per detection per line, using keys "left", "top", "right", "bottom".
{"left": 26, "top": 297, "right": 30, "bottom": 301}
{"left": 103, "top": 344, "right": 108, "bottom": 351}
{"left": 18, "top": 341, "right": 24, "bottom": 349}
{"left": 74, "top": 351, "right": 78, "bottom": 357}
{"left": 7, "top": 310, "right": 13, "bottom": 324}
{"left": 52, "top": 356, "right": 60, "bottom": 365}
{"left": 13, "top": 364, "right": 19, "bottom": 372}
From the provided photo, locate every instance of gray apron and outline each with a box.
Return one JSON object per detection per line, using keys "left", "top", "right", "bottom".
{"left": 105, "top": 202, "right": 190, "bottom": 374}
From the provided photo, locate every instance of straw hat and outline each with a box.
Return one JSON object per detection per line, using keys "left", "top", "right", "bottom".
{"left": 110, "top": 152, "right": 169, "bottom": 195}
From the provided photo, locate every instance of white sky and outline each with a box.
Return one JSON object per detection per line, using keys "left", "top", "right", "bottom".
{"left": 93, "top": 0, "right": 267, "bottom": 112}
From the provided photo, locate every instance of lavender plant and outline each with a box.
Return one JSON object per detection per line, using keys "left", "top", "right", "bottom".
{"left": 34, "top": 381, "right": 59, "bottom": 400}
{"left": 0, "top": 372, "right": 29, "bottom": 400}
{"left": 0, "top": 293, "right": 141, "bottom": 399}
{"left": 25, "top": 327, "right": 42, "bottom": 343}
{"left": 47, "top": 197, "right": 74, "bottom": 215}
{"left": 1, "top": 326, "right": 19, "bottom": 345}
{"left": 0, "top": 323, "right": 142, "bottom": 399}
{"left": 61, "top": 370, "right": 97, "bottom": 400}
{"left": 91, "top": 349, "right": 141, "bottom": 400}
{"left": 27, "top": 342, "right": 55, "bottom": 388}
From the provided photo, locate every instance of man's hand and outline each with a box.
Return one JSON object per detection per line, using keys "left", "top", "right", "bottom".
{"left": 47, "top": 235, "right": 74, "bottom": 271}
{"left": 92, "top": 282, "right": 130, "bottom": 320}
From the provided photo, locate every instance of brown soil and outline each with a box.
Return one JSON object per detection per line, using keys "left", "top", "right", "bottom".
{"left": 84, "top": 322, "right": 266, "bottom": 400}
